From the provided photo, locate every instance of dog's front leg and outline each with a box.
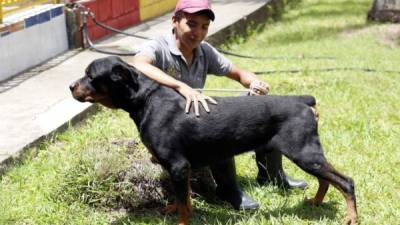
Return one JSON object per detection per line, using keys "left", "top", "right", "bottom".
{"left": 164, "top": 158, "right": 192, "bottom": 225}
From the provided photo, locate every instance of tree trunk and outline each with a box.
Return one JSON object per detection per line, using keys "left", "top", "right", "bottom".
{"left": 368, "top": 0, "right": 400, "bottom": 23}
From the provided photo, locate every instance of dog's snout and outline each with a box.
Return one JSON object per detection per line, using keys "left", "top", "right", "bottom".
{"left": 69, "top": 82, "right": 77, "bottom": 92}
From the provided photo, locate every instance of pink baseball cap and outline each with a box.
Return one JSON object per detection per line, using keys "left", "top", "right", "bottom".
{"left": 174, "top": 0, "right": 215, "bottom": 21}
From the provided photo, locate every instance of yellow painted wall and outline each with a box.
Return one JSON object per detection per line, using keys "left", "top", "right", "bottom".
{"left": 139, "top": 0, "right": 177, "bottom": 21}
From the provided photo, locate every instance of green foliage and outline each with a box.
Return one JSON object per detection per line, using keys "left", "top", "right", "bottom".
{"left": 1, "top": 0, "right": 400, "bottom": 224}
{"left": 55, "top": 143, "right": 133, "bottom": 208}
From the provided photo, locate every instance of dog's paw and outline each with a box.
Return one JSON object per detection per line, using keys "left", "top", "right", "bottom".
{"left": 178, "top": 218, "right": 189, "bottom": 225}
{"left": 343, "top": 214, "right": 358, "bottom": 225}
{"left": 163, "top": 203, "right": 177, "bottom": 215}
{"left": 304, "top": 197, "right": 322, "bottom": 206}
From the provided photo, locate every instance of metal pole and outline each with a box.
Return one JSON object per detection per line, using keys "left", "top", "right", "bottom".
{"left": 80, "top": 9, "right": 89, "bottom": 49}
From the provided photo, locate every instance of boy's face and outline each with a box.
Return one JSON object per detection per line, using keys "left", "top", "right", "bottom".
{"left": 173, "top": 12, "right": 210, "bottom": 50}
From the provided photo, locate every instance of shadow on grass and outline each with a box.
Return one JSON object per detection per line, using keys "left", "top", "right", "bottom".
{"left": 284, "top": 0, "right": 369, "bottom": 21}
{"left": 217, "top": 0, "right": 303, "bottom": 47}
{"left": 102, "top": 153, "right": 341, "bottom": 224}
{"left": 238, "top": 177, "right": 340, "bottom": 220}
{"left": 110, "top": 175, "right": 340, "bottom": 225}
{"left": 267, "top": 200, "right": 339, "bottom": 221}
{"left": 226, "top": 0, "right": 374, "bottom": 48}
{"left": 110, "top": 197, "right": 339, "bottom": 225}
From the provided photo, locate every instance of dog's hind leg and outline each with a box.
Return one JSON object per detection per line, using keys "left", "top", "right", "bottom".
{"left": 271, "top": 107, "right": 357, "bottom": 224}
{"left": 163, "top": 158, "right": 192, "bottom": 225}
{"left": 270, "top": 132, "right": 357, "bottom": 224}
{"left": 314, "top": 162, "right": 357, "bottom": 225}
{"left": 293, "top": 146, "right": 358, "bottom": 225}
{"left": 305, "top": 178, "right": 329, "bottom": 205}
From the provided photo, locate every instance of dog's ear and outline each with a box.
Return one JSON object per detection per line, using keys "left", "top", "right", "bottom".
{"left": 111, "top": 63, "right": 139, "bottom": 91}
{"left": 110, "top": 64, "right": 128, "bottom": 82}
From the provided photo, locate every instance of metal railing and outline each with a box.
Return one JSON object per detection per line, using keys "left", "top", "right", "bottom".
{"left": 1, "top": 0, "right": 60, "bottom": 23}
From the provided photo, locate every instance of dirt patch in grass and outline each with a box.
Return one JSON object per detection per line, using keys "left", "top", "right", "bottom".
{"left": 115, "top": 160, "right": 170, "bottom": 209}
{"left": 341, "top": 24, "right": 400, "bottom": 47}
{"left": 56, "top": 137, "right": 219, "bottom": 214}
{"left": 380, "top": 24, "right": 400, "bottom": 47}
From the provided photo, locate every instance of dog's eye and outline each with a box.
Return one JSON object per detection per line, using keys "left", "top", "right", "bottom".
{"left": 86, "top": 74, "right": 93, "bottom": 80}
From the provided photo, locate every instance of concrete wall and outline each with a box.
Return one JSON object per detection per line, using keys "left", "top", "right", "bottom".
{"left": 0, "top": 5, "right": 68, "bottom": 82}
{"left": 0, "top": 0, "right": 179, "bottom": 81}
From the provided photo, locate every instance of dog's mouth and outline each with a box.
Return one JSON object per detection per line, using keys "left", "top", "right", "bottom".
{"left": 84, "top": 96, "right": 95, "bottom": 103}
{"left": 70, "top": 78, "right": 117, "bottom": 108}
{"left": 72, "top": 95, "right": 91, "bottom": 103}
{"left": 71, "top": 89, "right": 95, "bottom": 102}
{"left": 73, "top": 92, "right": 103, "bottom": 104}
{"left": 74, "top": 91, "right": 116, "bottom": 108}
{"left": 70, "top": 80, "right": 97, "bottom": 103}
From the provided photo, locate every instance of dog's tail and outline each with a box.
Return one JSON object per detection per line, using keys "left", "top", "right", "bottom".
{"left": 289, "top": 95, "right": 316, "bottom": 107}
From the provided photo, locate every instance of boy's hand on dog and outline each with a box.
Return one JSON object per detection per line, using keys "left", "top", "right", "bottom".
{"left": 249, "top": 80, "right": 269, "bottom": 96}
{"left": 176, "top": 83, "right": 217, "bottom": 117}
{"left": 177, "top": 80, "right": 269, "bottom": 116}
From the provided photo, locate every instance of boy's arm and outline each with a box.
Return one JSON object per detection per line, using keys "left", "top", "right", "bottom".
{"left": 226, "top": 65, "right": 269, "bottom": 95}
{"left": 127, "top": 56, "right": 217, "bottom": 116}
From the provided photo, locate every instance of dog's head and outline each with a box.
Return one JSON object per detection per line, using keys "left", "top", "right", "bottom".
{"left": 69, "top": 56, "right": 139, "bottom": 109}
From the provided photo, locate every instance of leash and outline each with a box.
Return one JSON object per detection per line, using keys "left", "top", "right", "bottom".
{"left": 74, "top": 4, "right": 337, "bottom": 60}
{"left": 74, "top": 4, "right": 400, "bottom": 78}
{"left": 215, "top": 48, "right": 337, "bottom": 60}
{"left": 254, "top": 67, "right": 400, "bottom": 75}
{"left": 82, "top": 7, "right": 150, "bottom": 41}
{"left": 194, "top": 88, "right": 249, "bottom": 93}
{"left": 77, "top": 5, "right": 138, "bottom": 56}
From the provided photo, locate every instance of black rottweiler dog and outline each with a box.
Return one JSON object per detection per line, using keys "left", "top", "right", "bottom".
{"left": 70, "top": 56, "right": 357, "bottom": 225}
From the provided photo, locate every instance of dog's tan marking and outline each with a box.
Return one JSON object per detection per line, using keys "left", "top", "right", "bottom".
{"left": 305, "top": 178, "right": 329, "bottom": 205}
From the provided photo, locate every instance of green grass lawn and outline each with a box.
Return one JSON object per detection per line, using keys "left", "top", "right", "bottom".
{"left": 1, "top": 0, "right": 399, "bottom": 224}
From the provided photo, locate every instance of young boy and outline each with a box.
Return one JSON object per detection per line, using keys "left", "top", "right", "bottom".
{"left": 128, "top": 0, "right": 306, "bottom": 210}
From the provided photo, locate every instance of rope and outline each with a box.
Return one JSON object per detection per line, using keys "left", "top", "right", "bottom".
{"left": 254, "top": 67, "right": 400, "bottom": 75}
{"left": 215, "top": 48, "right": 337, "bottom": 60}
{"left": 75, "top": 4, "right": 337, "bottom": 60}
{"left": 87, "top": 11, "right": 150, "bottom": 40}
{"left": 74, "top": 3, "right": 400, "bottom": 82}
{"left": 79, "top": 8, "right": 138, "bottom": 56}
{"left": 195, "top": 88, "right": 249, "bottom": 92}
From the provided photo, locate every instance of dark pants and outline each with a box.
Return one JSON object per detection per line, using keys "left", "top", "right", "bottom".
{"left": 211, "top": 150, "right": 284, "bottom": 191}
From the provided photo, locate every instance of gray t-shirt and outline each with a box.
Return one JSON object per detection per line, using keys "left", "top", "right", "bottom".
{"left": 135, "top": 33, "right": 233, "bottom": 88}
